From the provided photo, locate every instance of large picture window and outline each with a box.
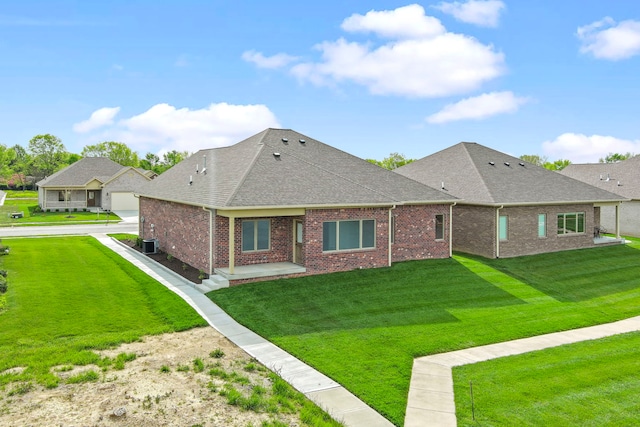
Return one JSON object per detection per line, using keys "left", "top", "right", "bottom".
{"left": 557, "top": 212, "right": 585, "bottom": 234}
{"left": 435, "top": 214, "right": 445, "bottom": 240}
{"left": 323, "top": 219, "right": 375, "bottom": 251}
{"left": 242, "top": 219, "right": 270, "bottom": 251}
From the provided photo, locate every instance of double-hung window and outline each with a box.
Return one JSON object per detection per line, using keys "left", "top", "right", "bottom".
{"left": 499, "top": 215, "right": 508, "bottom": 241}
{"left": 323, "top": 219, "right": 375, "bottom": 251}
{"left": 557, "top": 212, "right": 585, "bottom": 234}
{"left": 242, "top": 219, "right": 270, "bottom": 251}
{"left": 538, "top": 214, "right": 546, "bottom": 237}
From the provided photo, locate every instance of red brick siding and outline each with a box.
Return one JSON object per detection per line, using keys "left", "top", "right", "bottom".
{"left": 139, "top": 197, "right": 210, "bottom": 272}
{"left": 303, "top": 208, "right": 390, "bottom": 274}
{"left": 452, "top": 203, "right": 600, "bottom": 258}
{"left": 392, "top": 205, "right": 451, "bottom": 261}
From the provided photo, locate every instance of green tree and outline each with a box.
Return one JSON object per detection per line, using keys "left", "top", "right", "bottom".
{"left": 81, "top": 141, "right": 140, "bottom": 166}
{"left": 139, "top": 152, "right": 160, "bottom": 172}
{"left": 599, "top": 152, "right": 634, "bottom": 163}
{"left": 367, "top": 152, "right": 415, "bottom": 170}
{"left": 519, "top": 154, "right": 548, "bottom": 167}
{"left": 543, "top": 159, "right": 571, "bottom": 171}
{"left": 156, "top": 150, "right": 189, "bottom": 173}
{"left": 0, "top": 144, "right": 17, "bottom": 179}
{"left": 28, "top": 134, "right": 67, "bottom": 179}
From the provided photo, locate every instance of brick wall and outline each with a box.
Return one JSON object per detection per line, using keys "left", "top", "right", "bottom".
{"left": 453, "top": 203, "right": 600, "bottom": 258}
{"left": 392, "top": 205, "right": 451, "bottom": 261}
{"left": 139, "top": 197, "right": 211, "bottom": 272}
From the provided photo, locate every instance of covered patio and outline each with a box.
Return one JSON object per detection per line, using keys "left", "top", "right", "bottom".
{"left": 214, "top": 262, "right": 306, "bottom": 281}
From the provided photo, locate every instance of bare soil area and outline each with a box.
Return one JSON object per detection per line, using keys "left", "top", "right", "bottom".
{"left": 0, "top": 327, "right": 305, "bottom": 427}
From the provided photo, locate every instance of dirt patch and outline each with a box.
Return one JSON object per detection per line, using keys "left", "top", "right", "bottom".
{"left": 0, "top": 327, "right": 305, "bottom": 426}
{"left": 119, "top": 238, "right": 204, "bottom": 283}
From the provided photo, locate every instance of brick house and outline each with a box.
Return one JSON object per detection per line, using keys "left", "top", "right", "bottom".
{"left": 560, "top": 156, "right": 640, "bottom": 237}
{"left": 395, "top": 142, "right": 627, "bottom": 258}
{"left": 137, "top": 128, "right": 458, "bottom": 286}
{"left": 37, "top": 157, "right": 156, "bottom": 212}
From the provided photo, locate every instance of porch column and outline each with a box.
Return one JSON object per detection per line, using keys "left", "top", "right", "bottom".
{"left": 615, "top": 202, "right": 621, "bottom": 239}
{"left": 228, "top": 216, "right": 235, "bottom": 274}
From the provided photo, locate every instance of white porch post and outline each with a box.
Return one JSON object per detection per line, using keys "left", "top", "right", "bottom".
{"left": 229, "top": 216, "right": 235, "bottom": 274}
{"left": 616, "top": 202, "right": 621, "bottom": 239}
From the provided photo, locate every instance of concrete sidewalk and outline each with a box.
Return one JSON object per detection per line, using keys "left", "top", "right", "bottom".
{"left": 405, "top": 315, "right": 640, "bottom": 426}
{"left": 92, "top": 233, "right": 393, "bottom": 427}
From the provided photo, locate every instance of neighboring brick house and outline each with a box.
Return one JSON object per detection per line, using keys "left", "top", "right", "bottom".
{"left": 395, "top": 142, "right": 627, "bottom": 258}
{"left": 36, "top": 157, "right": 156, "bottom": 212}
{"left": 560, "top": 156, "right": 640, "bottom": 237}
{"left": 137, "top": 128, "right": 458, "bottom": 285}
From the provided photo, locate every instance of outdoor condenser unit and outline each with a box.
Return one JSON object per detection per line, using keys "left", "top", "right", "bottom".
{"left": 142, "top": 239, "right": 159, "bottom": 254}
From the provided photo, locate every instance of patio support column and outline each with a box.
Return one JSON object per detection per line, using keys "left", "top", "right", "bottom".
{"left": 228, "top": 216, "right": 235, "bottom": 274}
{"left": 615, "top": 202, "right": 621, "bottom": 239}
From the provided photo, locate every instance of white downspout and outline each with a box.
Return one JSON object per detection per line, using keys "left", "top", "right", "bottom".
{"left": 388, "top": 204, "right": 396, "bottom": 267}
{"left": 616, "top": 201, "right": 621, "bottom": 239}
{"left": 496, "top": 205, "right": 504, "bottom": 258}
{"left": 449, "top": 202, "right": 456, "bottom": 258}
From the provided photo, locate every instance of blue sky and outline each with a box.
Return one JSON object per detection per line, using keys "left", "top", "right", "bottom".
{"left": 1, "top": 1, "right": 639, "bottom": 163}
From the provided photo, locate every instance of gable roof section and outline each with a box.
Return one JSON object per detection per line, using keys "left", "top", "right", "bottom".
{"left": 138, "top": 128, "right": 458, "bottom": 209}
{"left": 395, "top": 142, "right": 626, "bottom": 206}
{"left": 37, "top": 157, "right": 127, "bottom": 187}
{"left": 559, "top": 156, "right": 640, "bottom": 200}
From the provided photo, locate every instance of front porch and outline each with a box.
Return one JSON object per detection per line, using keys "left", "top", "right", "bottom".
{"left": 214, "top": 262, "right": 306, "bottom": 281}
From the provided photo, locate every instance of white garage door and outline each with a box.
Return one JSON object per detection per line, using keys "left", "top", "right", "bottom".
{"left": 111, "top": 192, "right": 139, "bottom": 211}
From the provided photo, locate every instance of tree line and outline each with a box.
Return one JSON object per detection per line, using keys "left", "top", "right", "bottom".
{"left": 0, "top": 134, "right": 189, "bottom": 190}
{"left": 368, "top": 152, "right": 636, "bottom": 171}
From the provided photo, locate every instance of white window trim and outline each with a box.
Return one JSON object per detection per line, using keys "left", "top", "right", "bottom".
{"left": 557, "top": 212, "right": 585, "bottom": 235}
{"left": 241, "top": 219, "right": 271, "bottom": 252}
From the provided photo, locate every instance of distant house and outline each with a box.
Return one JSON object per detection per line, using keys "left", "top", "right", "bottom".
{"left": 395, "top": 142, "right": 627, "bottom": 258}
{"left": 560, "top": 156, "right": 640, "bottom": 237}
{"left": 137, "top": 128, "right": 458, "bottom": 285}
{"left": 36, "top": 157, "right": 156, "bottom": 212}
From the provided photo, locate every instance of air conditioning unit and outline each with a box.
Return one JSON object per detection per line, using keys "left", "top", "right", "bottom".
{"left": 142, "top": 239, "right": 159, "bottom": 254}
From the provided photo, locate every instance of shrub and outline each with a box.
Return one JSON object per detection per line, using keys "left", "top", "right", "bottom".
{"left": 0, "top": 276, "right": 7, "bottom": 294}
{"left": 198, "top": 270, "right": 208, "bottom": 280}
{"left": 0, "top": 270, "right": 7, "bottom": 277}
{"left": 167, "top": 254, "right": 174, "bottom": 261}
{"left": 193, "top": 358, "right": 205, "bottom": 373}
{"left": 210, "top": 348, "right": 225, "bottom": 359}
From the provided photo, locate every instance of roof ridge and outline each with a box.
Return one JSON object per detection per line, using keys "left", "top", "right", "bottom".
{"left": 223, "top": 132, "right": 267, "bottom": 206}
{"left": 461, "top": 143, "right": 499, "bottom": 203}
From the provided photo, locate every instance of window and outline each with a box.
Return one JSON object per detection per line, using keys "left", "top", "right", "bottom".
{"left": 538, "top": 214, "right": 546, "bottom": 238}
{"left": 58, "top": 190, "right": 69, "bottom": 201}
{"left": 242, "top": 219, "right": 270, "bottom": 251}
{"left": 435, "top": 214, "right": 445, "bottom": 240}
{"left": 557, "top": 212, "right": 585, "bottom": 235}
{"left": 323, "top": 219, "right": 375, "bottom": 251}
{"left": 499, "top": 215, "right": 508, "bottom": 241}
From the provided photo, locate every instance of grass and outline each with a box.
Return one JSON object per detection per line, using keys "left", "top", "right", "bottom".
{"left": 453, "top": 331, "right": 640, "bottom": 426}
{"left": 208, "top": 238, "right": 640, "bottom": 425}
{"left": 0, "top": 192, "right": 121, "bottom": 226}
{"left": 0, "top": 236, "right": 207, "bottom": 388}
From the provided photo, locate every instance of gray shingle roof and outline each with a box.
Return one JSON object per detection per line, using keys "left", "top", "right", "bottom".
{"left": 559, "top": 156, "right": 640, "bottom": 200}
{"left": 137, "top": 128, "right": 458, "bottom": 208}
{"left": 37, "top": 157, "right": 127, "bottom": 187}
{"left": 395, "top": 142, "right": 626, "bottom": 206}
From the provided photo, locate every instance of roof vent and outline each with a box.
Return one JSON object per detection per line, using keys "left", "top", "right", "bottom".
{"left": 504, "top": 162, "right": 510, "bottom": 167}
{"left": 489, "top": 161, "right": 495, "bottom": 166}
{"left": 441, "top": 182, "right": 447, "bottom": 191}
{"left": 281, "top": 138, "right": 288, "bottom": 143}
{"left": 189, "top": 175, "right": 193, "bottom": 186}
{"left": 196, "top": 163, "right": 199, "bottom": 174}
{"left": 299, "top": 139, "right": 306, "bottom": 144}
{"left": 273, "top": 152, "right": 281, "bottom": 158}
{"left": 599, "top": 174, "right": 603, "bottom": 180}
{"left": 519, "top": 162, "right": 525, "bottom": 167}
{"left": 618, "top": 180, "right": 622, "bottom": 186}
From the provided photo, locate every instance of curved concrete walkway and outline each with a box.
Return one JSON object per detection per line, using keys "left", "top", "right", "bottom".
{"left": 405, "top": 316, "right": 640, "bottom": 426}
{"left": 92, "top": 234, "right": 393, "bottom": 427}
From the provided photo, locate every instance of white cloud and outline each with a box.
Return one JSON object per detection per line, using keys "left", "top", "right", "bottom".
{"left": 426, "top": 91, "right": 528, "bottom": 123}
{"left": 341, "top": 4, "right": 445, "bottom": 39}
{"left": 72, "top": 107, "right": 121, "bottom": 133}
{"left": 291, "top": 5, "right": 504, "bottom": 98}
{"left": 433, "top": 0, "right": 505, "bottom": 28}
{"left": 542, "top": 133, "right": 640, "bottom": 163}
{"left": 242, "top": 50, "right": 299, "bottom": 69}
{"left": 577, "top": 17, "right": 640, "bottom": 60}
{"left": 73, "top": 103, "right": 281, "bottom": 154}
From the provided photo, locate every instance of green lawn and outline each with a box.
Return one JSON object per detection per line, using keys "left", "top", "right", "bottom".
{"left": 453, "top": 331, "right": 640, "bottom": 426}
{"left": 0, "top": 199, "right": 121, "bottom": 226}
{"left": 0, "top": 237, "right": 207, "bottom": 388}
{"left": 208, "top": 239, "right": 640, "bottom": 426}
